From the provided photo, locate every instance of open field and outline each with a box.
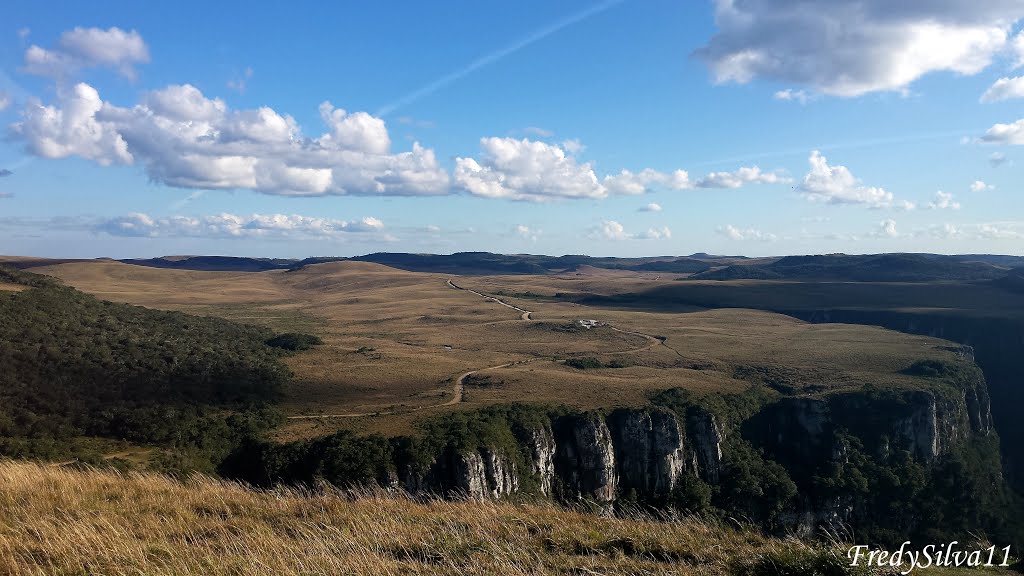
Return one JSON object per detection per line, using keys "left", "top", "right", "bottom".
{"left": 0, "top": 460, "right": 1003, "bottom": 576}
{"left": 20, "top": 259, "right": 972, "bottom": 439}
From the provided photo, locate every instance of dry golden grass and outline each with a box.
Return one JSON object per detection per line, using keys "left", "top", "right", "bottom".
{"left": 1, "top": 460, "right": 973, "bottom": 576}
{"left": 27, "top": 260, "right": 966, "bottom": 439}
{"left": 0, "top": 282, "right": 25, "bottom": 292}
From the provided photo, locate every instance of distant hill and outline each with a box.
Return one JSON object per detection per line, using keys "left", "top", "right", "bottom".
{"left": 689, "top": 253, "right": 1007, "bottom": 282}
{"left": 295, "top": 252, "right": 713, "bottom": 275}
{"left": 120, "top": 256, "right": 297, "bottom": 272}
{"left": 11, "top": 251, "right": 1017, "bottom": 280}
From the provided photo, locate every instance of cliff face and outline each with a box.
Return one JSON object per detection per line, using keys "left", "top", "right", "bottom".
{"left": 789, "top": 309, "right": 1019, "bottom": 487}
{"left": 378, "top": 349, "right": 1003, "bottom": 544}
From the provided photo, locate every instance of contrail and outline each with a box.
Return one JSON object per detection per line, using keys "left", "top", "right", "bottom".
{"left": 376, "top": 0, "right": 626, "bottom": 117}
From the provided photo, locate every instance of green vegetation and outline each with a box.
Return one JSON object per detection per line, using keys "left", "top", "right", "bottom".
{"left": 564, "top": 356, "right": 630, "bottom": 369}
{"left": 0, "top": 266, "right": 303, "bottom": 473}
{"left": 266, "top": 332, "right": 323, "bottom": 351}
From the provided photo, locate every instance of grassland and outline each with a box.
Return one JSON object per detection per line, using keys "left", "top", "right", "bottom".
{"left": 0, "top": 460, "right": 1002, "bottom": 576}
{"left": 20, "top": 259, "right": 974, "bottom": 440}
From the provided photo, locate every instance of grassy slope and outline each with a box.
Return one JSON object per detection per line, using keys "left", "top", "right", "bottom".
{"left": 0, "top": 461, "right": 1000, "bottom": 576}
{"left": 26, "top": 261, "right": 971, "bottom": 441}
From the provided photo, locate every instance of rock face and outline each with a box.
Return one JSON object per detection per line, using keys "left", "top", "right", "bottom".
{"left": 554, "top": 414, "right": 618, "bottom": 502}
{"left": 409, "top": 359, "right": 998, "bottom": 546}
{"left": 609, "top": 408, "right": 686, "bottom": 499}
{"left": 526, "top": 426, "right": 556, "bottom": 496}
{"left": 689, "top": 409, "right": 725, "bottom": 484}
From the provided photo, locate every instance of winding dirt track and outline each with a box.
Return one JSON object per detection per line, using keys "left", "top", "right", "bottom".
{"left": 288, "top": 278, "right": 668, "bottom": 419}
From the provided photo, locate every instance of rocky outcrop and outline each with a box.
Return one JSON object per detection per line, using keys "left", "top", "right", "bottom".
{"left": 554, "top": 413, "right": 617, "bottom": 502}
{"left": 526, "top": 425, "right": 556, "bottom": 496}
{"left": 482, "top": 448, "right": 519, "bottom": 497}
{"left": 689, "top": 409, "right": 725, "bottom": 483}
{"left": 609, "top": 408, "right": 686, "bottom": 498}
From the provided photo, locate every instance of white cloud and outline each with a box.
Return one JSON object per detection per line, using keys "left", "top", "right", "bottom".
{"left": 640, "top": 226, "right": 671, "bottom": 240}
{"left": 696, "top": 0, "right": 1022, "bottom": 97}
{"left": 978, "top": 223, "right": 1024, "bottom": 239}
{"left": 23, "top": 27, "right": 150, "bottom": 79}
{"left": 589, "top": 220, "right": 670, "bottom": 241}
{"left": 515, "top": 224, "right": 541, "bottom": 241}
{"left": 100, "top": 212, "right": 386, "bottom": 239}
{"left": 928, "top": 191, "right": 961, "bottom": 210}
{"left": 970, "top": 180, "right": 994, "bottom": 192}
{"left": 10, "top": 82, "right": 449, "bottom": 196}
{"left": 873, "top": 219, "right": 900, "bottom": 238}
{"left": 561, "top": 138, "right": 585, "bottom": 155}
{"left": 773, "top": 89, "right": 811, "bottom": 104}
{"left": 604, "top": 168, "right": 691, "bottom": 195}
{"left": 12, "top": 83, "right": 132, "bottom": 165}
{"left": 798, "top": 150, "right": 900, "bottom": 208}
{"left": 454, "top": 137, "right": 604, "bottom": 201}
{"left": 695, "top": 166, "right": 791, "bottom": 188}
{"left": 425, "top": 224, "right": 441, "bottom": 233}
{"left": 595, "top": 220, "right": 629, "bottom": 240}
{"left": 990, "top": 152, "right": 1008, "bottom": 166}
{"left": 1014, "top": 30, "right": 1024, "bottom": 68}
{"left": 980, "top": 76, "right": 1024, "bottom": 102}
{"left": 981, "top": 118, "right": 1024, "bottom": 144}
{"left": 717, "top": 224, "right": 776, "bottom": 241}
{"left": 0, "top": 91, "right": 9, "bottom": 111}
{"left": 639, "top": 202, "right": 662, "bottom": 212}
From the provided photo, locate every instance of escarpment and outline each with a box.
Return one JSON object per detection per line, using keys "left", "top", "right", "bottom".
{"left": 228, "top": 353, "right": 1009, "bottom": 545}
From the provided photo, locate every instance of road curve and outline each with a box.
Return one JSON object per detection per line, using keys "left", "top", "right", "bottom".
{"left": 287, "top": 279, "right": 669, "bottom": 420}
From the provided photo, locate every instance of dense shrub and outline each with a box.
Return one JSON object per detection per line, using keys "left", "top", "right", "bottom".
{"left": 0, "top": 266, "right": 295, "bottom": 470}
{"left": 266, "top": 333, "right": 323, "bottom": 351}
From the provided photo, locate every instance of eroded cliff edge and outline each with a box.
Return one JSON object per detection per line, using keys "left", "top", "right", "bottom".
{"left": 225, "top": 351, "right": 1014, "bottom": 546}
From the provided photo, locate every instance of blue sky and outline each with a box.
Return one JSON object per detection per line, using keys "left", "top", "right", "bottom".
{"left": 1, "top": 0, "right": 1023, "bottom": 258}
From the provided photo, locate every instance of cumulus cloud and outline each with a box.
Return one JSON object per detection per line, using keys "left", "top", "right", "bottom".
{"left": 1014, "top": 30, "right": 1024, "bottom": 68}
{"left": 0, "top": 91, "right": 9, "bottom": 111}
{"left": 454, "top": 137, "right": 705, "bottom": 201}
{"left": 970, "top": 180, "right": 994, "bottom": 192}
{"left": 774, "top": 89, "right": 811, "bottom": 104}
{"left": 639, "top": 202, "right": 662, "bottom": 212}
{"left": 798, "top": 150, "right": 903, "bottom": 208}
{"left": 10, "top": 82, "right": 449, "bottom": 196}
{"left": 873, "top": 219, "right": 900, "bottom": 238}
{"left": 980, "top": 76, "right": 1024, "bottom": 102}
{"left": 515, "top": 224, "right": 541, "bottom": 241}
{"left": 99, "top": 212, "right": 386, "bottom": 239}
{"left": 981, "top": 118, "right": 1024, "bottom": 144}
{"left": 23, "top": 27, "right": 149, "bottom": 79}
{"left": 696, "top": 0, "right": 1023, "bottom": 97}
{"left": 595, "top": 220, "right": 629, "bottom": 240}
{"left": 695, "top": 166, "right": 791, "bottom": 188}
{"left": 978, "top": 223, "right": 1024, "bottom": 239}
{"left": 454, "top": 137, "right": 604, "bottom": 201}
{"left": 589, "top": 220, "right": 670, "bottom": 241}
{"left": 717, "top": 224, "right": 776, "bottom": 241}
{"left": 640, "top": 226, "right": 671, "bottom": 240}
{"left": 990, "top": 152, "right": 1008, "bottom": 166}
{"left": 603, "top": 168, "right": 691, "bottom": 195}
{"left": 561, "top": 139, "right": 585, "bottom": 155}
{"left": 12, "top": 83, "right": 132, "bottom": 165}
{"left": 928, "top": 191, "right": 961, "bottom": 210}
